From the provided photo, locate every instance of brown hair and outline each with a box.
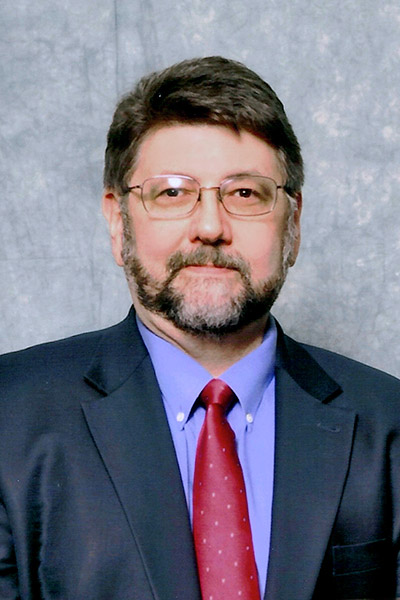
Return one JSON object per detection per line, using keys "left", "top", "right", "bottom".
{"left": 104, "top": 56, "right": 304, "bottom": 197}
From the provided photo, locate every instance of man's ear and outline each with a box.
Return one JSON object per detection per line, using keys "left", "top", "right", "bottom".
{"left": 288, "top": 192, "right": 302, "bottom": 267}
{"left": 102, "top": 190, "right": 124, "bottom": 267}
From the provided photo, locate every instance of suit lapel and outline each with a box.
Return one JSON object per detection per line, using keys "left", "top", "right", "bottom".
{"left": 81, "top": 311, "right": 201, "bottom": 600}
{"left": 265, "top": 329, "right": 356, "bottom": 600}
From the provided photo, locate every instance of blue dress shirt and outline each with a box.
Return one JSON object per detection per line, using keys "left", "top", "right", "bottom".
{"left": 137, "top": 317, "right": 277, "bottom": 596}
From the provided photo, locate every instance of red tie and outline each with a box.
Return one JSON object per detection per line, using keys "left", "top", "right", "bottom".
{"left": 193, "top": 379, "right": 260, "bottom": 600}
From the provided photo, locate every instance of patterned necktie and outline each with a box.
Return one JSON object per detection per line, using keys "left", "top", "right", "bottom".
{"left": 193, "top": 379, "right": 260, "bottom": 600}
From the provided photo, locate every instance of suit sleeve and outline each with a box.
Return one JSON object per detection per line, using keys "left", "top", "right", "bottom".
{"left": 0, "top": 500, "right": 19, "bottom": 599}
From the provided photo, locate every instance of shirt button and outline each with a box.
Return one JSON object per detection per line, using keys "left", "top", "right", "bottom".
{"left": 176, "top": 412, "right": 185, "bottom": 422}
{"left": 246, "top": 413, "right": 254, "bottom": 424}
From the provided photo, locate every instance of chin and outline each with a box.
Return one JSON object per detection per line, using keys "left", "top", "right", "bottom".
{"left": 150, "top": 277, "right": 282, "bottom": 339}
{"left": 172, "top": 274, "right": 243, "bottom": 305}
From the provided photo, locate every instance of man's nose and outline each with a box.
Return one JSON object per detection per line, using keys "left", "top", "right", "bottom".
{"left": 188, "top": 189, "right": 233, "bottom": 245}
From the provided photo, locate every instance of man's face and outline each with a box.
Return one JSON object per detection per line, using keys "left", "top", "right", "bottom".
{"left": 103, "top": 124, "right": 301, "bottom": 337}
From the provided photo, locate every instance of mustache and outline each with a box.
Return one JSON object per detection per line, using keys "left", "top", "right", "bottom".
{"left": 166, "top": 248, "right": 251, "bottom": 279}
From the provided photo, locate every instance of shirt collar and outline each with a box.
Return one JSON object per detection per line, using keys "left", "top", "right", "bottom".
{"left": 137, "top": 316, "right": 277, "bottom": 427}
{"left": 219, "top": 320, "right": 276, "bottom": 419}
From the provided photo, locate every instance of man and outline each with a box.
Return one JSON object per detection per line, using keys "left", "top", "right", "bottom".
{"left": 0, "top": 56, "right": 399, "bottom": 600}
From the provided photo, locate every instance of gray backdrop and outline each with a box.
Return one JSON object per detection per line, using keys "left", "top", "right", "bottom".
{"left": 1, "top": 0, "right": 399, "bottom": 378}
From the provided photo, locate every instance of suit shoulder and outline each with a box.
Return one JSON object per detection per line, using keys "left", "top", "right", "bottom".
{"left": 300, "top": 341, "right": 400, "bottom": 390}
{"left": 291, "top": 340, "right": 400, "bottom": 423}
{"left": 0, "top": 326, "right": 106, "bottom": 373}
{"left": 0, "top": 314, "right": 139, "bottom": 391}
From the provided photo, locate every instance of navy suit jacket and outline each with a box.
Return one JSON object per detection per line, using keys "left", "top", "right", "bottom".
{"left": 0, "top": 308, "right": 399, "bottom": 599}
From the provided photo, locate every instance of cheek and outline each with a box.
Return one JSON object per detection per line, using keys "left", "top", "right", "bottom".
{"left": 236, "top": 222, "right": 285, "bottom": 278}
{"left": 132, "top": 218, "right": 187, "bottom": 272}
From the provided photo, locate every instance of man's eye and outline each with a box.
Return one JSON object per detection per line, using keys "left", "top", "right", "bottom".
{"left": 233, "top": 188, "right": 257, "bottom": 198}
{"left": 152, "top": 187, "right": 195, "bottom": 204}
{"left": 161, "top": 188, "right": 181, "bottom": 197}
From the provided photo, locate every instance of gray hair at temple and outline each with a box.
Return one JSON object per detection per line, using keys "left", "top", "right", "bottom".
{"left": 103, "top": 56, "right": 304, "bottom": 200}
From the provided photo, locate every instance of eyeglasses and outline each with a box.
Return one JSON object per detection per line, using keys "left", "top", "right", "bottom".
{"left": 125, "top": 174, "right": 286, "bottom": 218}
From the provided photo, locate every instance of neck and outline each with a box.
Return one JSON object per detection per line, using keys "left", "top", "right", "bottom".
{"left": 134, "top": 302, "right": 269, "bottom": 377}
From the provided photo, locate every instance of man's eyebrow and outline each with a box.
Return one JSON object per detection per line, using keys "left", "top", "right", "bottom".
{"left": 145, "top": 169, "right": 273, "bottom": 181}
{"left": 223, "top": 170, "right": 265, "bottom": 178}
{"left": 147, "top": 170, "right": 266, "bottom": 178}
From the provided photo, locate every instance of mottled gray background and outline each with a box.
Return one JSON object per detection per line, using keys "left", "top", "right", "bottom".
{"left": 1, "top": 0, "right": 399, "bottom": 378}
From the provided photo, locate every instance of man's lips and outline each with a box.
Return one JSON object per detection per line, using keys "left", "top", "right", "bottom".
{"left": 180, "top": 264, "right": 238, "bottom": 275}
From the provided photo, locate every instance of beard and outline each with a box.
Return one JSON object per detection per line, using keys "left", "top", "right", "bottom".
{"left": 120, "top": 207, "right": 296, "bottom": 339}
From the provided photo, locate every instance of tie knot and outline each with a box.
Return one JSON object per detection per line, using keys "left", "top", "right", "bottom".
{"left": 199, "top": 379, "right": 236, "bottom": 412}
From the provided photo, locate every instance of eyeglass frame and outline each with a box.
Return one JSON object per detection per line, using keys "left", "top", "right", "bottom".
{"left": 123, "top": 174, "right": 288, "bottom": 218}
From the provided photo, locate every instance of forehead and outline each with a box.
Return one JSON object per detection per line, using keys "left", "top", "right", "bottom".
{"left": 131, "top": 124, "right": 284, "bottom": 183}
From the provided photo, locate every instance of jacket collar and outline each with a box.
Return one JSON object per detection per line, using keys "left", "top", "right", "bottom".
{"left": 84, "top": 306, "right": 147, "bottom": 395}
{"left": 85, "top": 310, "right": 342, "bottom": 402}
{"left": 275, "top": 319, "right": 342, "bottom": 402}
